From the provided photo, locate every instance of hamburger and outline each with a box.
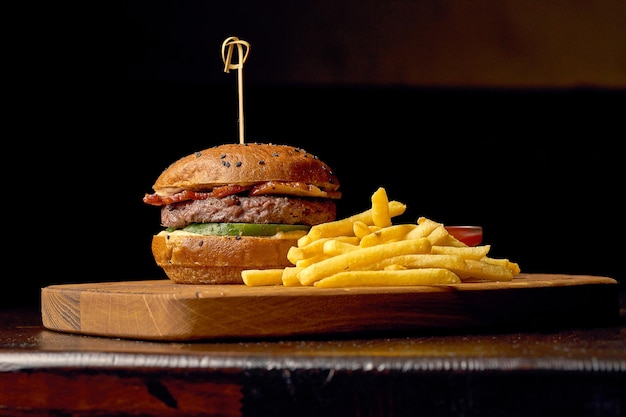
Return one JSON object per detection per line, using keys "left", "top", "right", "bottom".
{"left": 143, "top": 142, "right": 341, "bottom": 284}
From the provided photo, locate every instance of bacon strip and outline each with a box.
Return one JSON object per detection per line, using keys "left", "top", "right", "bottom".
{"left": 143, "top": 182, "right": 340, "bottom": 206}
{"left": 143, "top": 185, "right": 251, "bottom": 206}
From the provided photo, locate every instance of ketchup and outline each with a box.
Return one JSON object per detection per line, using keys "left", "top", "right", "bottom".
{"left": 444, "top": 226, "right": 483, "bottom": 247}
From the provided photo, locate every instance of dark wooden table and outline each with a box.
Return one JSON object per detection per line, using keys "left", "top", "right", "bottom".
{"left": 1, "top": 292, "right": 625, "bottom": 417}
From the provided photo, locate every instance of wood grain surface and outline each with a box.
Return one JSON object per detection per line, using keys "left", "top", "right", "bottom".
{"left": 40, "top": 273, "right": 619, "bottom": 341}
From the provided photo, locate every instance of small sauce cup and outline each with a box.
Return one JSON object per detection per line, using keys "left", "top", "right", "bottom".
{"left": 444, "top": 226, "right": 483, "bottom": 247}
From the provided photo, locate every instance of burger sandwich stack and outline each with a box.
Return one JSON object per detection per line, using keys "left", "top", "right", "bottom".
{"left": 143, "top": 142, "right": 341, "bottom": 284}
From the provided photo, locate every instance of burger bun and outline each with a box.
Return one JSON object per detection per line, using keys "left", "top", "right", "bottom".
{"left": 151, "top": 231, "right": 301, "bottom": 284}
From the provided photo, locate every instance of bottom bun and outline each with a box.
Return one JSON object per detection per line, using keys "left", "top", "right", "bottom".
{"left": 151, "top": 232, "right": 299, "bottom": 284}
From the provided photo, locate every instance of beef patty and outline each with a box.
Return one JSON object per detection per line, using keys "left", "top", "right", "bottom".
{"left": 161, "top": 195, "right": 337, "bottom": 229}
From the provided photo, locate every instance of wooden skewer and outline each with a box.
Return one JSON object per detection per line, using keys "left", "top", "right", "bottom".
{"left": 221, "top": 36, "right": 251, "bottom": 144}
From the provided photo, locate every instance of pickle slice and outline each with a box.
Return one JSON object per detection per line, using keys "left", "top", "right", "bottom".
{"left": 179, "top": 223, "right": 310, "bottom": 236}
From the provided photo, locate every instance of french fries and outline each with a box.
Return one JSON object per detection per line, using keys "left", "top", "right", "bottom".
{"left": 314, "top": 269, "right": 461, "bottom": 288}
{"left": 371, "top": 187, "right": 392, "bottom": 228}
{"left": 359, "top": 224, "right": 418, "bottom": 248}
{"left": 242, "top": 187, "right": 520, "bottom": 287}
{"left": 298, "top": 238, "right": 432, "bottom": 286}
{"left": 430, "top": 245, "right": 491, "bottom": 260}
{"left": 300, "top": 199, "right": 407, "bottom": 245}
{"left": 241, "top": 269, "right": 284, "bottom": 286}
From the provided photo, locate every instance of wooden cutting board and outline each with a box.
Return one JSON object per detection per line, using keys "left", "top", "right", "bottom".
{"left": 41, "top": 274, "right": 619, "bottom": 341}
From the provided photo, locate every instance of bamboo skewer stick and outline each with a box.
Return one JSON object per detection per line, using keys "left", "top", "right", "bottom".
{"left": 221, "top": 36, "right": 251, "bottom": 144}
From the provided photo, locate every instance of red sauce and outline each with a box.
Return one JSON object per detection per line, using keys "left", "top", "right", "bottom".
{"left": 444, "top": 226, "right": 483, "bottom": 247}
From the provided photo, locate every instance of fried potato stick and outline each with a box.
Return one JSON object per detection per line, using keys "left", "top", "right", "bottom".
{"left": 281, "top": 267, "right": 303, "bottom": 286}
{"left": 371, "top": 187, "right": 392, "bottom": 228}
{"left": 359, "top": 224, "right": 418, "bottom": 247}
{"left": 241, "top": 269, "right": 284, "bottom": 286}
{"left": 405, "top": 217, "right": 442, "bottom": 240}
{"left": 454, "top": 259, "right": 516, "bottom": 281}
{"left": 295, "top": 253, "right": 330, "bottom": 268}
{"left": 288, "top": 236, "right": 359, "bottom": 263}
{"left": 362, "top": 254, "right": 467, "bottom": 271}
{"left": 323, "top": 239, "right": 359, "bottom": 256}
{"left": 314, "top": 268, "right": 461, "bottom": 287}
{"left": 426, "top": 225, "right": 455, "bottom": 246}
{"left": 353, "top": 221, "right": 378, "bottom": 239}
{"left": 482, "top": 257, "right": 521, "bottom": 275}
{"left": 430, "top": 245, "right": 491, "bottom": 260}
{"left": 408, "top": 217, "right": 465, "bottom": 247}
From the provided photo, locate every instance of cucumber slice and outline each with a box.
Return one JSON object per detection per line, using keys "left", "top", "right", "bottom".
{"left": 178, "top": 223, "right": 310, "bottom": 236}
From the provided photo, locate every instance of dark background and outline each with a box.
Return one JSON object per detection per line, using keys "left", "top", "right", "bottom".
{"left": 7, "top": 1, "right": 625, "bottom": 307}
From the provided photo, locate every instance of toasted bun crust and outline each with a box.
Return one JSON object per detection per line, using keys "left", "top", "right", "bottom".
{"left": 151, "top": 232, "right": 298, "bottom": 284}
{"left": 152, "top": 143, "right": 340, "bottom": 193}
